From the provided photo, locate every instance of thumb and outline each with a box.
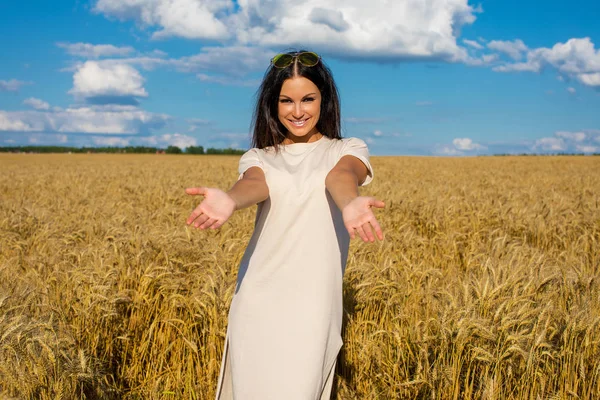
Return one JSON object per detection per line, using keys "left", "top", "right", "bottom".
{"left": 369, "top": 198, "right": 385, "bottom": 209}
{"left": 185, "top": 187, "right": 207, "bottom": 196}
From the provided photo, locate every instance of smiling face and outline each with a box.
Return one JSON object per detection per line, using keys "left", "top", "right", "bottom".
{"left": 278, "top": 76, "right": 322, "bottom": 143}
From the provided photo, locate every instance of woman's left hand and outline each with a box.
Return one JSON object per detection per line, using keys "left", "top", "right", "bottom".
{"left": 342, "top": 196, "right": 385, "bottom": 242}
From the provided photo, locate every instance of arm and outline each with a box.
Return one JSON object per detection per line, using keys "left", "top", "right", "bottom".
{"left": 325, "top": 155, "right": 384, "bottom": 242}
{"left": 186, "top": 166, "right": 268, "bottom": 230}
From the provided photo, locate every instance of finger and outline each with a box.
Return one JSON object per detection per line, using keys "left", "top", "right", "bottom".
{"left": 362, "top": 222, "right": 375, "bottom": 242}
{"left": 186, "top": 208, "right": 204, "bottom": 225}
{"left": 193, "top": 214, "right": 209, "bottom": 228}
{"left": 200, "top": 217, "right": 218, "bottom": 230}
{"left": 354, "top": 225, "right": 369, "bottom": 242}
{"left": 369, "top": 218, "right": 384, "bottom": 241}
{"left": 211, "top": 220, "right": 225, "bottom": 230}
{"left": 185, "top": 187, "right": 207, "bottom": 196}
{"left": 346, "top": 225, "right": 355, "bottom": 239}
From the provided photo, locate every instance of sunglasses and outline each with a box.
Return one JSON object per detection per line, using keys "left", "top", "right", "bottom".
{"left": 271, "top": 52, "right": 321, "bottom": 68}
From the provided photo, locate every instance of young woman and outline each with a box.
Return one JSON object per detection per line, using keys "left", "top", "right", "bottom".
{"left": 186, "top": 50, "right": 385, "bottom": 400}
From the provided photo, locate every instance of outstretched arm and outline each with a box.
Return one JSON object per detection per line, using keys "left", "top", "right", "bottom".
{"left": 325, "top": 155, "right": 384, "bottom": 242}
{"left": 186, "top": 166, "right": 268, "bottom": 230}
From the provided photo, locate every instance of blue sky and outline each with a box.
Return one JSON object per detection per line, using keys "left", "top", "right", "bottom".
{"left": 1, "top": 0, "right": 599, "bottom": 155}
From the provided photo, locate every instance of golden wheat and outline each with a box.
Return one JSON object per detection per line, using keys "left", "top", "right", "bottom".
{"left": 0, "top": 153, "right": 599, "bottom": 399}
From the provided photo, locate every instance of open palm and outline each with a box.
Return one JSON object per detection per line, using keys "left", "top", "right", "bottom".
{"left": 342, "top": 196, "right": 385, "bottom": 242}
{"left": 185, "top": 187, "right": 236, "bottom": 230}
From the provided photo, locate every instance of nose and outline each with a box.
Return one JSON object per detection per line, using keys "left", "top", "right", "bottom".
{"left": 292, "top": 102, "right": 304, "bottom": 118}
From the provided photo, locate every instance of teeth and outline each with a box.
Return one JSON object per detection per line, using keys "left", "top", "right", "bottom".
{"left": 291, "top": 119, "right": 308, "bottom": 126}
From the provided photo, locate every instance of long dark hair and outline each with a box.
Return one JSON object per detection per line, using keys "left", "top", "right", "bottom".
{"left": 251, "top": 50, "right": 342, "bottom": 149}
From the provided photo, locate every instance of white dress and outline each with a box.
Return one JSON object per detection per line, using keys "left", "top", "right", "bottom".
{"left": 215, "top": 136, "right": 373, "bottom": 400}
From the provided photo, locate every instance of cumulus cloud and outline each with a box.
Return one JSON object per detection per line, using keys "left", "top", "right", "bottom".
{"left": 453, "top": 137, "right": 485, "bottom": 151}
{"left": 92, "top": 0, "right": 479, "bottom": 62}
{"left": 493, "top": 37, "right": 600, "bottom": 88}
{"left": 94, "top": 0, "right": 231, "bottom": 40}
{"left": 92, "top": 136, "right": 131, "bottom": 146}
{"left": 157, "top": 133, "right": 197, "bottom": 148}
{"left": 27, "top": 134, "right": 69, "bottom": 145}
{"left": 434, "top": 137, "right": 486, "bottom": 155}
{"left": 0, "top": 105, "right": 169, "bottom": 135}
{"left": 0, "top": 79, "right": 32, "bottom": 92}
{"left": 68, "top": 61, "right": 148, "bottom": 104}
{"left": 308, "top": 8, "right": 350, "bottom": 32}
{"left": 23, "top": 98, "right": 50, "bottom": 110}
{"left": 487, "top": 39, "right": 528, "bottom": 60}
{"left": 57, "top": 42, "right": 135, "bottom": 58}
{"left": 533, "top": 130, "right": 600, "bottom": 153}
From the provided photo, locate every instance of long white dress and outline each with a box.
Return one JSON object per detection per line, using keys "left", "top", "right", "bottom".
{"left": 215, "top": 136, "right": 373, "bottom": 400}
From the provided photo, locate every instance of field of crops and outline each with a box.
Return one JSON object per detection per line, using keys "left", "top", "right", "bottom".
{"left": 1, "top": 153, "right": 599, "bottom": 399}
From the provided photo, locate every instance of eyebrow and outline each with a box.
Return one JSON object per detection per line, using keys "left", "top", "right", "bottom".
{"left": 279, "top": 92, "right": 318, "bottom": 99}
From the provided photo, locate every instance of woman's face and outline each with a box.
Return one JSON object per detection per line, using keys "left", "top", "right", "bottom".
{"left": 278, "top": 76, "right": 321, "bottom": 142}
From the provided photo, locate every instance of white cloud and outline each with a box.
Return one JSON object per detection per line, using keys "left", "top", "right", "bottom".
{"left": 567, "top": 87, "right": 576, "bottom": 94}
{"left": 94, "top": 0, "right": 231, "bottom": 40}
{"left": 93, "top": 136, "right": 131, "bottom": 146}
{"left": 556, "top": 131, "right": 586, "bottom": 142}
{"left": 0, "top": 79, "right": 32, "bottom": 92}
{"left": 69, "top": 61, "right": 148, "bottom": 100}
{"left": 57, "top": 42, "right": 135, "bottom": 58}
{"left": 463, "top": 39, "right": 483, "bottom": 49}
{"left": 575, "top": 145, "right": 598, "bottom": 153}
{"left": 373, "top": 130, "right": 383, "bottom": 137}
{"left": 26, "top": 133, "right": 69, "bottom": 145}
{"left": 533, "top": 137, "right": 566, "bottom": 151}
{"left": 434, "top": 137, "right": 486, "bottom": 156}
{"left": 93, "top": 0, "right": 479, "bottom": 62}
{"left": 435, "top": 145, "right": 463, "bottom": 156}
{"left": 452, "top": 137, "right": 485, "bottom": 150}
{"left": 487, "top": 39, "right": 528, "bottom": 60}
{"left": 23, "top": 97, "right": 50, "bottom": 110}
{"left": 532, "top": 130, "right": 600, "bottom": 153}
{"left": 578, "top": 72, "right": 600, "bottom": 86}
{"left": 0, "top": 105, "right": 169, "bottom": 134}
{"left": 159, "top": 133, "right": 197, "bottom": 148}
{"left": 308, "top": 8, "right": 350, "bottom": 32}
{"left": 493, "top": 37, "right": 600, "bottom": 88}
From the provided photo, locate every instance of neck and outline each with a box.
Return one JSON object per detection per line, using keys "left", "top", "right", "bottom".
{"left": 283, "top": 132, "right": 323, "bottom": 144}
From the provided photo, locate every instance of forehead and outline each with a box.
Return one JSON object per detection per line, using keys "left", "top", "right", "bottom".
{"left": 279, "top": 76, "right": 320, "bottom": 96}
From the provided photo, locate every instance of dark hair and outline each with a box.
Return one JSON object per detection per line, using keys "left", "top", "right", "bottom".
{"left": 251, "top": 50, "right": 342, "bottom": 149}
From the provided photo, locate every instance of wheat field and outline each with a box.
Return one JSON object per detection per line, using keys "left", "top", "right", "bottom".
{"left": 0, "top": 153, "right": 599, "bottom": 399}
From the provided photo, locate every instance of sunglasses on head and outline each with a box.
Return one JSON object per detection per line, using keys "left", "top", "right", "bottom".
{"left": 270, "top": 52, "right": 321, "bottom": 68}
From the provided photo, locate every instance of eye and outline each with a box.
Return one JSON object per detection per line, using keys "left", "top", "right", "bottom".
{"left": 279, "top": 98, "right": 292, "bottom": 103}
{"left": 302, "top": 97, "right": 315, "bottom": 102}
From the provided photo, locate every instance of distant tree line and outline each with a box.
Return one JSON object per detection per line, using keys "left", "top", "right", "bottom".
{"left": 0, "top": 145, "right": 245, "bottom": 155}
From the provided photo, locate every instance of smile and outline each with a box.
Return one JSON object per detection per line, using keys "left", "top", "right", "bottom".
{"left": 289, "top": 118, "right": 310, "bottom": 127}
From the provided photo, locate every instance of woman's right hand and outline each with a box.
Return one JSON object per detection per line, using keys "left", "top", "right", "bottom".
{"left": 185, "top": 187, "right": 236, "bottom": 230}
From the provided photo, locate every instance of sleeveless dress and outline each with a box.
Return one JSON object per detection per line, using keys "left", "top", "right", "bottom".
{"left": 215, "top": 136, "right": 373, "bottom": 400}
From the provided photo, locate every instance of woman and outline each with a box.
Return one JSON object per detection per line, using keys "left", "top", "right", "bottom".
{"left": 186, "top": 50, "right": 384, "bottom": 400}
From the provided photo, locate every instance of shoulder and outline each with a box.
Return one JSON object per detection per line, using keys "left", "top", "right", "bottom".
{"left": 328, "top": 137, "right": 370, "bottom": 156}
